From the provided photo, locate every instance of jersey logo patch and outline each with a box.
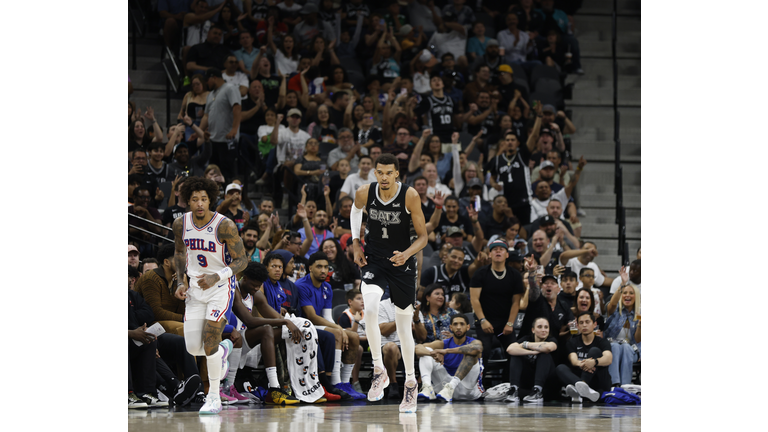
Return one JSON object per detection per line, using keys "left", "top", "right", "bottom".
{"left": 363, "top": 271, "right": 374, "bottom": 280}
{"left": 392, "top": 202, "right": 401, "bottom": 208}
{"left": 369, "top": 209, "right": 401, "bottom": 226}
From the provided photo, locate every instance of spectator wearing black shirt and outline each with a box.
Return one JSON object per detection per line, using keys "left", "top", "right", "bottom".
{"left": 420, "top": 247, "right": 486, "bottom": 302}
{"left": 470, "top": 39, "right": 503, "bottom": 83}
{"left": 505, "top": 317, "right": 558, "bottom": 403}
{"left": 556, "top": 312, "right": 613, "bottom": 402}
{"left": 541, "top": 104, "right": 576, "bottom": 136}
{"left": 480, "top": 195, "right": 514, "bottom": 240}
{"left": 185, "top": 25, "right": 232, "bottom": 75}
{"left": 469, "top": 240, "right": 525, "bottom": 367}
{"left": 435, "top": 196, "right": 480, "bottom": 244}
{"left": 496, "top": 64, "right": 530, "bottom": 114}
{"left": 328, "top": 92, "right": 350, "bottom": 133}
{"left": 519, "top": 258, "right": 574, "bottom": 362}
{"left": 466, "top": 91, "right": 498, "bottom": 140}
{"left": 487, "top": 131, "right": 534, "bottom": 224}
{"left": 332, "top": 196, "right": 354, "bottom": 238}
{"left": 162, "top": 176, "right": 188, "bottom": 230}
{"left": 128, "top": 287, "right": 163, "bottom": 408}
{"left": 442, "top": 226, "right": 479, "bottom": 266}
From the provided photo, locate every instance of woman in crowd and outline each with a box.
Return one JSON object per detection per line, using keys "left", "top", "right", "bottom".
{"left": 307, "top": 105, "right": 338, "bottom": 145}
{"left": 603, "top": 267, "right": 641, "bottom": 386}
{"left": 309, "top": 35, "right": 340, "bottom": 78}
{"left": 539, "top": 29, "right": 572, "bottom": 73}
{"left": 326, "top": 66, "right": 359, "bottom": 102}
{"left": 320, "top": 238, "right": 361, "bottom": 292}
{"left": 417, "top": 284, "right": 457, "bottom": 343}
{"left": 292, "top": 139, "right": 325, "bottom": 213}
{"left": 269, "top": 27, "right": 299, "bottom": 76}
{"left": 571, "top": 288, "right": 605, "bottom": 337}
{"left": 466, "top": 21, "right": 489, "bottom": 63}
{"left": 361, "top": 95, "right": 382, "bottom": 127}
{"left": 129, "top": 107, "right": 165, "bottom": 155}
{"left": 505, "top": 317, "right": 558, "bottom": 403}
{"left": 217, "top": 2, "right": 240, "bottom": 48}
{"left": 177, "top": 74, "right": 209, "bottom": 141}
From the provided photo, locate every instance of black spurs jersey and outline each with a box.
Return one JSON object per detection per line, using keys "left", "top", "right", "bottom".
{"left": 364, "top": 182, "right": 415, "bottom": 259}
{"left": 416, "top": 93, "right": 455, "bottom": 141}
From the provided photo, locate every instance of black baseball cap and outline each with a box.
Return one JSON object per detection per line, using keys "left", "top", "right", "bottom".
{"left": 507, "top": 250, "right": 525, "bottom": 261}
{"left": 540, "top": 215, "right": 556, "bottom": 226}
{"left": 205, "top": 68, "right": 222, "bottom": 79}
{"left": 542, "top": 274, "right": 558, "bottom": 284}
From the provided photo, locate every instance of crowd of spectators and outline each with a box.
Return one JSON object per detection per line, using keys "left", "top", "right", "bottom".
{"left": 129, "top": 0, "right": 640, "bottom": 408}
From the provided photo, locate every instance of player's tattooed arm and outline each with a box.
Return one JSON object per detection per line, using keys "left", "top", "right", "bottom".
{"left": 173, "top": 217, "right": 188, "bottom": 299}
{"left": 453, "top": 340, "right": 482, "bottom": 380}
{"left": 219, "top": 218, "right": 249, "bottom": 276}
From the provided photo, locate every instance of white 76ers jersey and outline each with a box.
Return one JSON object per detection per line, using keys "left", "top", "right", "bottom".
{"left": 182, "top": 212, "right": 233, "bottom": 288}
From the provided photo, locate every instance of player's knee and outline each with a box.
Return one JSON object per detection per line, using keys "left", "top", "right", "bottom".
{"left": 346, "top": 330, "right": 359, "bottom": 346}
{"left": 329, "top": 327, "right": 342, "bottom": 340}
{"left": 204, "top": 342, "right": 219, "bottom": 356}
{"left": 383, "top": 342, "right": 397, "bottom": 356}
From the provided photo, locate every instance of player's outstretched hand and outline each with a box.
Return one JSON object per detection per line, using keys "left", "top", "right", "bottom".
{"left": 390, "top": 250, "right": 407, "bottom": 267}
{"left": 353, "top": 242, "right": 367, "bottom": 267}
{"left": 197, "top": 273, "right": 221, "bottom": 290}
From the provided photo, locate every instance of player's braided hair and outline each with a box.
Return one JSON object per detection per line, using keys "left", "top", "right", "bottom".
{"left": 180, "top": 176, "right": 220, "bottom": 209}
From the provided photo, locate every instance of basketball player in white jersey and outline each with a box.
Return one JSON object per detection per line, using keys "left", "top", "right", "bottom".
{"left": 173, "top": 177, "right": 249, "bottom": 414}
{"left": 350, "top": 153, "right": 430, "bottom": 413}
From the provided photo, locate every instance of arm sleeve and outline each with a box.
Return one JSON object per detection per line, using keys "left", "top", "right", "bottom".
{"left": 350, "top": 195, "right": 364, "bottom": 240}
{"left": 323, "top": 308, "right": 334, "bottom": 323}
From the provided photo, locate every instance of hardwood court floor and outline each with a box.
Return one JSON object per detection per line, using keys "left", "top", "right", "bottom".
{"left": 128, "top": 400, "right": 641, "bottom": 431}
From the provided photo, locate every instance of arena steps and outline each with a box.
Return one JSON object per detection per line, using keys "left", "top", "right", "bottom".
{"left": 565, "top": 3, "right": 641, "bottom": 261}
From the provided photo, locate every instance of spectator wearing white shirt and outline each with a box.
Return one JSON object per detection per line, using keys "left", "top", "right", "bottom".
{"left": 423, "top": 163, "right": 452, "bottom": 198}
{"left": 529, "top": 157, "right": 585, "bottom": 222}
{"left": 270, "top": 110, "right": 311, "bottom": 209}
{"left": 338, "top": 156, "right": 374, "bottom": 200}
{"left": 222, "top": 55, "right": 249, "bottom": 99}
{"left": 426, "top": 10, "right": 468, "bottom": 72}
{"left": 496, "top": 12, "right": 541, "bottom": 75}
{"left": 559, "top": 242, "right": 614, "bottom": 290}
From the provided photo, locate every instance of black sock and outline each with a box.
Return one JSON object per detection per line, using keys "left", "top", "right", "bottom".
{"left": 319, "top": 373, "right": 334, "bottom": 391}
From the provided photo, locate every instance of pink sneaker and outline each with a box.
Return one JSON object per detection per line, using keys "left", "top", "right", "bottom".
{"left": 367, "top": 366, "right": 390, "bottom": 401}
{"left": 399, "top": 380, "right": 418, "bottom": 413}
{"left": 227, "top": 386, "right": 250, "bottom": 404}
{"left": 219, "top": 390, "right": 237, "bottom": 405}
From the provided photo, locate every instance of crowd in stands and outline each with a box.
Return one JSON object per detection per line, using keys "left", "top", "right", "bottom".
{"left": 129, "top": 0, "right": 641, "bottom": 409}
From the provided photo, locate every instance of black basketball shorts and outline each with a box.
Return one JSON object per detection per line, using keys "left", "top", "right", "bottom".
{"left": 360, "top": 255, "right": 418, "bottom": 310}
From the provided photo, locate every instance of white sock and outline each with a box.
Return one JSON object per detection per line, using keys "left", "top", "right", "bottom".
{"left": 449, "top": 376, "right": 460, "bottom": 388}
{"left": 395, "top": 305, "right": 417, "bottom": 383}
{"left": 331, "top": 349, "right": 342, "bottom": 385}
{"left": 266, "top": 367, "right": 279, "bottom": 389}
{"left": 206, "top": 346, "right": 224, "bottom": 396}
{"left": 340, "top": 363, "right": 354, "bottom": 383}
{"left": 361, "top": 283, "right": 384, "bottom": 370}
{"left": 225, "top": 347, "right": 241, "bottom": 386}
{"left": 419, "top": 354, "right": 434, "bottom": 387}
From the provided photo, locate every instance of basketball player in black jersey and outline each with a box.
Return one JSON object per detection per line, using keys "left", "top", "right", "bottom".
{"left": 350, "top": 153, "right": 429, "bottom": 413}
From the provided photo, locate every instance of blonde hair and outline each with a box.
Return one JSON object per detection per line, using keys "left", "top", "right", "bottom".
{"left": 617, "top": 285, "right": 640, "bottom": 321}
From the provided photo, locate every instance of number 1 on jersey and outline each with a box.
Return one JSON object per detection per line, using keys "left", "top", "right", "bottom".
{"left": 382, "top": 227, "right": 389, "bottom": 239}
